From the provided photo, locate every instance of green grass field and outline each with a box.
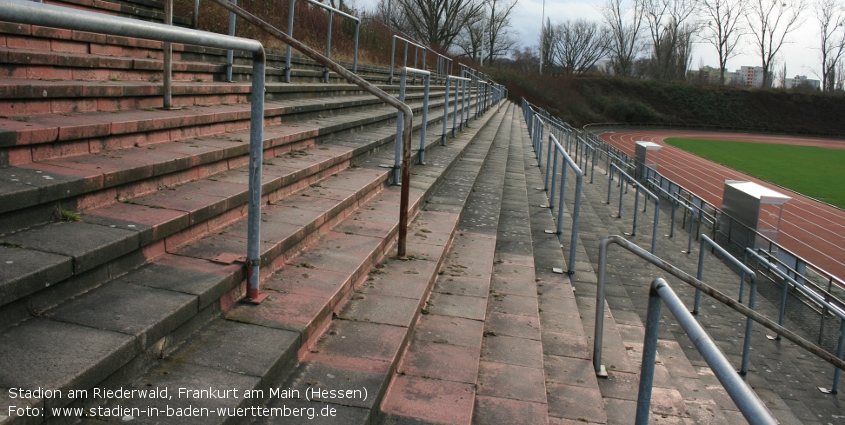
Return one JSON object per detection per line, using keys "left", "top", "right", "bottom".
{"left": 663, "top": 138, "right": 845, "bottom": 209}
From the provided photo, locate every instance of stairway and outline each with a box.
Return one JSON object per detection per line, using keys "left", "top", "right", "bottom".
{"left": 530, "top": 115, "right": 845, "bottom": 423}
{"left": 0, "top": 2, "right": 505, "bottom": 423}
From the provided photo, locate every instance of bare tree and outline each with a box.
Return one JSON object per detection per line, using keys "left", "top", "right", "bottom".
{"left": 540, "top": 18, "right": 555, "bottom": 74}
{"left": 455, "top": 17, "right": 485, "bottom": 61}
{"left": 551, "top": 19, "right": 611, "bottom": 75}
{"left": 815, "top": 0, "right": 845, "bottom": 91}
{"left": 603, "top": 0, "right": 645, "bottom": 77}
{"left": 699, "top": 0, "right": 746, "bottom": 84}
{"left": 642, "top": 0, "right": 699, "bottom": 80}
{"left": 745, "top": 0, "right": 806, "bottom": 88}
{"left": 380, "top": 0, "right": 485, "bottom": 49}
{"left": 483, "top": 0, "right": 519, "bottom": 64}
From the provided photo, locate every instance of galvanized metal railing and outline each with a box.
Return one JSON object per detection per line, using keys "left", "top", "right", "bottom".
{"left": 206, "top": 0, "right": 416, "bottom": 257}
{"left": 639, "top": 278, "right": 777, "bottom": 425}
{"left": 283, "top": 0, "right": 359, "bottom": 83}
{"left": 607, "top": 163, "right": 660, "bottom": 253}
{"left": 389, "top": 36, "right": 425, "bottom": 85}
{"left": 441, "top": 75, "right": 471, "bottom": 145}
{"left": 696, "top": 234, "right": 758, "bottom": 376}
{"left": 393, "top": 67, "right": 430, "bottom": 174}
{"left": 745, "top": 248, "right": 845, "bottom": 393}
{"left": 213, "top": 0, "right": 361, "bottom": 83}
{"left": 583, "top": 125, "right": 845, "bottom": 312}
{"left": 587, "top": 125, "right": 845, "bottom": 358}
{"left": 593, "top": 236, "right": 845, "bottom": 393}
{"left": 544, "top": 133, "right": 582, "bottom": 274}
{"left": 0, "top": 0, "right": 270, "bottom": 303}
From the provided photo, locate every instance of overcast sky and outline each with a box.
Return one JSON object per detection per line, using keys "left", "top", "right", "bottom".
{"left": 354, "top": 0, "right": 824, "bottom": 80}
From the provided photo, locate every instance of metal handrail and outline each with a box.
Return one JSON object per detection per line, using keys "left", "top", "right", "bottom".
{"left": 608, "top": 163, "right": 660, "bottom": 253}
{"left": 546, "top": 133, "right": 582, "bottom": 274}
{"left": 207, "top": 0, "right": 416, "bottom": 257}
{"left": 639, "top": 278, "right": 777, "bottom": 425}
{"left": 284, "top": 0, "right": 360, "bottom": 83}
{"left": 1, "top": 0, "right": 271, "bottom": 303}
{"left": 592, "top": 236, "right": 845, "bottom": 383}
{"left": 745, "top": 248, "right": 845, "bottom": 393}
{"left": 393, "top": 67, "right": 430, "bottom": 175}
{"left": 583, "top": 126, "right": 845, "bottom": 298}
{"left": 389, "top": 36, "right": 425, "bottom": 85}
{"left": 441, "top": 75, "right": 471, "bottom": 145}
{"left": 696, "top": 234, "right": 758, "bottom": 376}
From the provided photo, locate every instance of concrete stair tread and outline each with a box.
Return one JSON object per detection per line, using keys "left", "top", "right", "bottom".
{"left": 376, "top": 105, "right": 518, "bottom": 425}
{"left": 0, "top": 97, "right": 504, "bottom": 422}
{"left": 41, "top": 102, "right": 506, "bottom": 425}
{"left": 0, "top": 93, "right": 478, "bottom": 315}
{"left": 528, "top": 115, "right": 825, "bottom": 422}
{"left": 0, "top": 94, "right": 445, "bottom": 216}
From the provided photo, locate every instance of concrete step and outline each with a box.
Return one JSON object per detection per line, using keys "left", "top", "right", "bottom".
{"left": 246, "top": 104, "right": 512, "bottom": 425}
{"left": 44, "top": 0, "right": 193, "bottom": 26}
{"left": 6, "top": 101, "right": 510, "bottom": 425}
{"left": 531, "top": 122, "right": 843, "bottom": 422}
{"left": 0, "top": 19, "right": 392, "bottom": 85}
{"left": 0, "top": 74, "right": 431, "bottom": 118}
{"left": 513, "top": 110, "right": 608, "bottom": 425}
{"left": 0, "top": 94, "right": 477, "bottom": 324}
{"left": 374, "top": 104, "right": 516, "bottom": 425}
{"left": 0, "top": 90, "right": 448, "bottom": 219}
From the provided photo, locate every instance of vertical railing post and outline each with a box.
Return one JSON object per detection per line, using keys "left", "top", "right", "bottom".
{"left": 226, "top": 0, "right": 237, "bottom": 82}
{"left": 389, "top": 37, "right": 396, "bottom": 84}
{"left": 441, "top": 77, "right": 450, "bottom": 145}
{"left": 163, "top": 0, "right": 173, "bottom": 109}
{"left": 324, "top": 10, "right": 332, "bottom": 83}
{"left": 636, "top": 282, "right": 663, "bottom": 425}
{"left": 244, "top": 51, "right": 267, "bottom": 304}
{"left": 285, "top": 0, "right": 294, "bottom": 83}
{"left": 352, "top": 21, "right": 359, "bottom": 74}
{"left": 193, "top": 0, "right": 200, "bottom": 28}
{"left": 832, "top": 318, "right": 844, "bottom": 393}
{"left": 418, "top": 74, "right": 429, "bottom": 164}
{"left": 393, "top": 71, "right": 407, "bottom": 184}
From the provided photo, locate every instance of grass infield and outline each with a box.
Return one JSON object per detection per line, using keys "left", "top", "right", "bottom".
{"left": 663, "top": 138, "right": 845, "bottom": 209}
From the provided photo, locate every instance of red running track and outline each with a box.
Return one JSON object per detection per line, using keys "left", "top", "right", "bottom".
{"left": 601, "top": 130, "right": 845, "bottom": 282}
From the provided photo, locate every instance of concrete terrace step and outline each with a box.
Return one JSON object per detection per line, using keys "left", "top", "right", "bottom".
{"left": 374, "top": 103, "right": 516, "bottom": 425}
{"left": 0, "top": 90, "right": 444, "bottom": 211}
{"left": 522, "top": 121, "right": 741, "bottom": 424}
{"left": 0, "top": 88, "right": 442, "bottom": 166}
{"left": 531, "top": 120, "right": 844, "bottom": 422}
{"left": 513, "top": 110, "right": 608, "bottom": 425}
{"left": 243, "top": 104, "right": 512, "bottom": 425}
{"left": 45, "top": 0, "right": 192, "bottom": 26}
{"left": 0, "top": 76, "right": 431, "bottom": 116}
{"left": 0, "top": 93, "right": 476, "bottom": 324}
{"left": 9, "top": 101, "right": 511, "bottom": 425}
{"left": 0, "top": 19, "right": 391, "bottom": 85}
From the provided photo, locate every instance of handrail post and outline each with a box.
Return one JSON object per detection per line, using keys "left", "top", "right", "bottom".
{"left": 645, "top": 279, "right": 778, "bottom": 425}
{"left": 285, "top": 0, "right": 294, "bottom": 82}
{"left": 832, "top": 318, "right": 844, "bottom": 393}
{"left": 441, "top": 78, "right": 450, "bottom": 145}
{"left": 389, "top": 37, "right": 396, "bottom": 84}
{"left": 352, "top": 21, "right": 359, "bottom": 74}
{"left": 636, "top": 281, "right": 663, "bottom": 424}
{"left": 163, "top": 0, "right": 173, "bottom": 109}
{"left": 418, "top": 74, "right": 429, "bottom": 164}
{"left": 244, "top": 51, "right": 267, "bottom": 304}
{"left": 324, "top": 10, "right": 332, "bottom": 83}
{"left": 226, "top": 0, "right": 237, "bottom": 82}
{"left": 193, "top": 0, "right": 200, "bottom": 29}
